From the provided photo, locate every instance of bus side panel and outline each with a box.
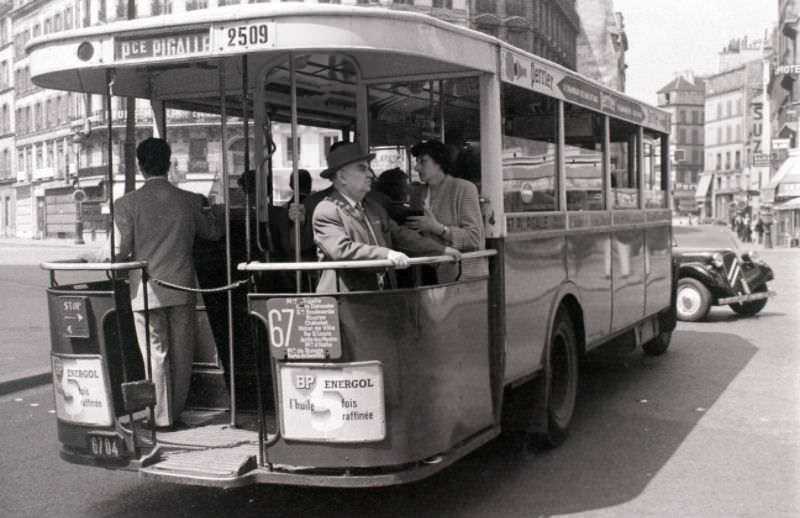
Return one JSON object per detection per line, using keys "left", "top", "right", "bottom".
{"left": 264, "top": 280, "right": 494, "bottom": 468}
{"left": 645, "top": 225, "right": 672, "bottom": 315}
{"left": 611, "top": 229, "right": 646, "bottom": 330}
{"left": 502, "top": 236, "right": 566, "bottom": 382}
{"left": 566, "top": 232, "right": 612, "bottom": 343}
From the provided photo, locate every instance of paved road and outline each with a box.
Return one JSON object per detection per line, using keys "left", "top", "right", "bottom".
{"left": 0, "top": 242, "right": 102, "bottom": 382}
{"left": 0, "top": 246, "right": 797, "bottom": 517}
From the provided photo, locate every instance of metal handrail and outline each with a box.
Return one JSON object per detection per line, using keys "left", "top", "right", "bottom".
{"left": 237, "top": 249, "right": 496, "bottom": 272}
{"left": 40, "top": 259, "right": 148, "bottom": 272}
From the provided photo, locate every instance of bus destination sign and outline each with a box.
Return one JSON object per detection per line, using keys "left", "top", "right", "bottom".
{"left": 501, "top": 48, "right": 669, "bottom": 134}
{"left": 266, "top": 297, "right": 342, "bottom": 360}
{"left": 278, "top": 362, "right": 386, "bottom": 442}
{"left": 114, "top": 30, "right": 211, "bottom": 61}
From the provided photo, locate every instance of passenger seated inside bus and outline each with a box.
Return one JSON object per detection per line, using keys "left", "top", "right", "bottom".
{"left": 407, "top": 139, "right": 486, "bottom": 282}
{"left": 311, "top": 142, "right": 460, "bottom": 293}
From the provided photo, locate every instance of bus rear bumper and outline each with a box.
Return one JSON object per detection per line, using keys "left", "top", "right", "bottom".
{"left": 137, "top": 427, "right": 498, "bottom": 489}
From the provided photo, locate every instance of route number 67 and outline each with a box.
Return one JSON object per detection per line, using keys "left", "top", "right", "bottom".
{"left": 268, "top": 307, "right": 295, "bottom": 348}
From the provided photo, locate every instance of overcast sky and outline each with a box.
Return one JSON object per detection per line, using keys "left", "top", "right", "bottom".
{"left": 614, "top": 0, "right": 777, "bottom": 104}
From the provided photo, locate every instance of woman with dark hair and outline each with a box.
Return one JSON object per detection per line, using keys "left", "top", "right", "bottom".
{"left": 407, "top": 139, "right": 485, "bottom": 281}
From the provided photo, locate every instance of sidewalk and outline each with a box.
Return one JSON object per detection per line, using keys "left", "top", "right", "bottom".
{"left": 0, "top": 237, "right": 101, "bottom": 396}
{"left": 0, "top": 235, "right": 101, "bottom": 249}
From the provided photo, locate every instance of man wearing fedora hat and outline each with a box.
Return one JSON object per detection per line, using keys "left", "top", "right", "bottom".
{"left": 313, "top": 142, "right": 461, "bottom": 292}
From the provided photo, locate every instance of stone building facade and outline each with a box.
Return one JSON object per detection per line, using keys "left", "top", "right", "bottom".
{"left": 656, "top": 72, "right": 705, "bottom": 215}
{"left": 1, "top": 0, "right": 590, "bottom": 239}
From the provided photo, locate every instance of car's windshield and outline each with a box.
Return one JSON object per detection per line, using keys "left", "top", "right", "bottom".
{"left": 673, "top": 225, "right": 741, "bottom": 251}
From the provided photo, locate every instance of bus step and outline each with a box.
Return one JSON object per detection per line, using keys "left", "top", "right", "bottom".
{"left": 142, "top": 445, "right": 258, "bottom": 479}
{"left": 155, "top": 424, "right": 259, "bottom": 448}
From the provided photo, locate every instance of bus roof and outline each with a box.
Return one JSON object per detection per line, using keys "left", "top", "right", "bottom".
{"left": 27, "top": 4, "right": 669, "bottom": 133}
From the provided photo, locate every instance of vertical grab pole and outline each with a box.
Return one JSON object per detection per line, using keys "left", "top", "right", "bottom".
{"left": 142, "top": 269, "right": 156, "bottom": 444}
{"left": 106, "top": 71, "right": 139, "bottom": 450}
{"left": 219, "top": 61, "right": 238, "bottom": 427}
{"left": 290, "top": 54, "right": 302, "bottom": 293}
{"left": 242, "top": 56, "right": 252, "bottom": 263}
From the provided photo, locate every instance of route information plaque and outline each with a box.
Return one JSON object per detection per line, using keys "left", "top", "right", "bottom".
{"left": 265, "top": 297, "right": 342, "bottom": 359}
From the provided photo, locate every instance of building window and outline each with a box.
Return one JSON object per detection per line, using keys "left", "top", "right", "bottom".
{"left": 188, "top": 138, "right": 208, "bottom": 172}
{"left": 735, "top": 150, "right": 740, "bottom": 170}
{"left": 36, "top": 144, "right": 43, "bottom": 170}
{"left": 716, "top": 153, "right": 721, "bottom": 170}
{"left": 725, "top": 151, "right": 730, "bottom": 170}
{"left": 679, "top": 109, "right": 686, "bottom": 123}
{"left": 726, "top": 125, "right": 731, "bottom": 142}
{"left": 34, "top": 104, "right": 42, "bottom": 131}
{"left": 218, "top": 0, "right": 241, "bottom": 5}
{"left": 322, "top": 135, "right": 338, "bottom": 162}
{"left": 506, "top": 0, "right": 525, "bottom": 17}
{"left": 151, "top": 1, "right": 173, "bottom": 15}
{"left": 186, "top": 0, "right": 208, "bottom": 9}
{"left": 507, "top": 29, "right": 528, "bottom": 50}
{"left": 678, "top": 128, "right": 686, "bottom": 144}
{"left": 432, "top": 0, "right": 452, "bottom": 7}
{"left": 285, "top": 136, "right": 301, "bottom": 165}
{"left": 692, "top": 128, "right": 699, "bottom": 145}
{"left": 476, "top": 0, "right": 495, "bottom": 14}
{"left": 716, "top": 127, "right": 722, "bottom": 144}
{"left": 65, "top": 8, "right": 73, "bottom": 30}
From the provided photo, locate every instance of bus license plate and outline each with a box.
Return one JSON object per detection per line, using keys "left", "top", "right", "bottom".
{"left": 87, "top": 433, "right": 122, "bottom": 459}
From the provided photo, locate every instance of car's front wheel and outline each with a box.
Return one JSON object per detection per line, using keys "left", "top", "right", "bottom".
{"left": 729, "top": 284, "right": 769, "bottom": 317}
{"left": 676, "top": 277, "right": 712, "bottom": 322}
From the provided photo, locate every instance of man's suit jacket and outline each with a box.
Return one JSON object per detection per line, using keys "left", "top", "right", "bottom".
{"left": 114, "top": 177, "right": 219, "bottom": 311}
{"left": 312, "top": 189, "right": 445, "bottom": 292}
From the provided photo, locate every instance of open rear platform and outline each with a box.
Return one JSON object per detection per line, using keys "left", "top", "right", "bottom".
{"left": 135, "top": 410, "right": 264, "bottom": 484}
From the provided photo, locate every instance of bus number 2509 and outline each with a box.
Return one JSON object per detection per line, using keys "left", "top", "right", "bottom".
{"left": 226, "top": 24, "right": 269, "bottom": 48}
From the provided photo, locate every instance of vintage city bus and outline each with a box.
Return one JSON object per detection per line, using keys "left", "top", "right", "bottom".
{"left": 33, "top": 4, "right": 675, "bottom": 488}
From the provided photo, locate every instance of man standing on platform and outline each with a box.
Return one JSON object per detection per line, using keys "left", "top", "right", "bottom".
{"left": 111, "top": 137, "right": 220, "bottom": 429}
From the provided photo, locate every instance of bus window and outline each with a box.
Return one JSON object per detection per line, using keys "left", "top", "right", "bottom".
{"left": 610, "top": 118, "right": 640, "bottom": 209}
{"left": 564, "top": 102, "right": 605, "bottom": 211}
{"left": 644, "top": 131, "right": 667, "bottom": 208}
{"left": 367, "top": 76, "right": 481, "bottom": 185}
{"left": 502, "top": 84, "right": 557, "bottom": 212}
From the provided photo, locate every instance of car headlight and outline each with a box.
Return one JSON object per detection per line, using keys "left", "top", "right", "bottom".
{"left": 711, "top": 253, "right": 724, "bottom": 268}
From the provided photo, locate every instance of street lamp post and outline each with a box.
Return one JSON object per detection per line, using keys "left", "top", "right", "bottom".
{"left": 71, "top": 131, "right": 88, "bottom": 245}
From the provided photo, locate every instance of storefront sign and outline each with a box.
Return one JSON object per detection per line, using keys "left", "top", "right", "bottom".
{"left": 266, "top": 297, "right": 341, "bottom": 360}
{"left": 51, "top": 354, "right": 112, "bottom": 426}
{"left": 774, "top": 64, "right": 800, "bottom": 75}
{"left": 278, "top": 362, "right": 385, "bottom": 442}
{"left": 115, "top": 30, "right": 211, "bottom": 61}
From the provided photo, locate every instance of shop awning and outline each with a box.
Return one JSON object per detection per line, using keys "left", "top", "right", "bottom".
{"left": 765, "top": 148, "right": 800, "bottom": 204}
{"left": 774, "top": 197, "right": 800, "bottom": 211}
{"left": 694, "top": 173, "right": 714, "bottom": 200}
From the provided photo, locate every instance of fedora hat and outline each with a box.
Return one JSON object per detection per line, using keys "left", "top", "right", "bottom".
{"left": 320, "top": 143, "right": 375, "bottom": 179}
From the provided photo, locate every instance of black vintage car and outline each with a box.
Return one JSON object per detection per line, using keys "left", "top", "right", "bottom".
{"left": 673, "top": 225, "right": 775, "bottom": 322}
